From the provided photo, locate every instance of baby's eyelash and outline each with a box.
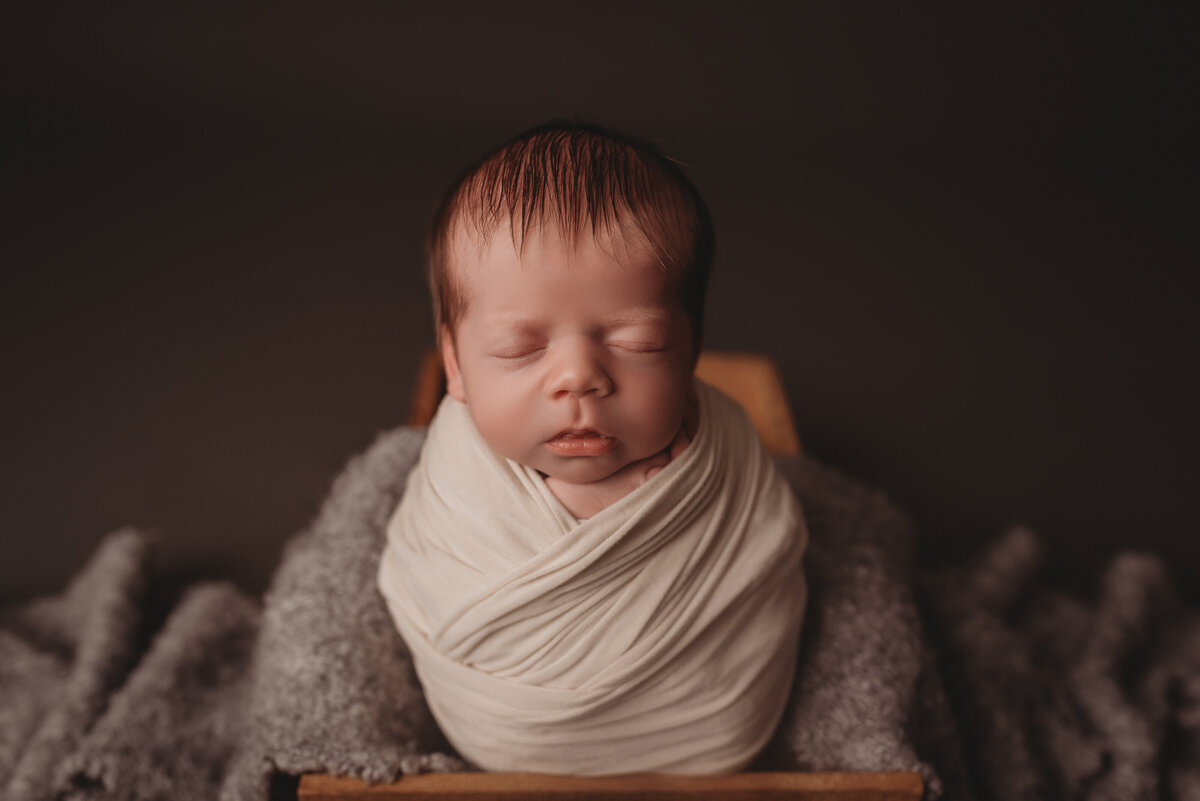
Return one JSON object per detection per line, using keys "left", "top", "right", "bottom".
{"left": 611, "top": 342, "right": 666, "bottom": 353}
{"left": 491, "top": 346, "right": 544, "bottom": 360}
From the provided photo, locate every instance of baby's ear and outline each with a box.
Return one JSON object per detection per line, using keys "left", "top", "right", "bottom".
{"left": 440, "top": 326, "right": 467, "bottom": 403}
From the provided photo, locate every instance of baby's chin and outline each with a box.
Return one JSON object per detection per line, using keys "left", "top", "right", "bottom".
{"left": 536, "top": 459, "right": 629, "bottom": 487}
{"left": 531, "top": 450, "right": 650, "bottom": 487}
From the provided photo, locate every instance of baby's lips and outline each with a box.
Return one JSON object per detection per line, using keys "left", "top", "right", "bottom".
{"left": 546, "top": 430, "right": 615, "bottom": 456}
{"left": 547, "top": 426, "right": 610, "bottom": 443}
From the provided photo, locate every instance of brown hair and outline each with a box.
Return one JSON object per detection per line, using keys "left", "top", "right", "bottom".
{"left": 427, "top": 121, "right": 714, "bottom": 350}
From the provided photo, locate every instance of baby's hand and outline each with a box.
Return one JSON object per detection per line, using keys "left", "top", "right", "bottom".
{"left": 545, "top": 425, "right": 691, "bottom": 519}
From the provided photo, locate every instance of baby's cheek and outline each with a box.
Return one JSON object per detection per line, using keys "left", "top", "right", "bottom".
{"left": 632, "top": 385, "right": 689, "bottom": 451}
{"left": 468, "top": 395, "right": 530, "bottom": 461}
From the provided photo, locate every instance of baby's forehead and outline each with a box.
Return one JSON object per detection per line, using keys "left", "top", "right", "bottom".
{"left": 447, "top": 216, "right": 660, "bottom": 282}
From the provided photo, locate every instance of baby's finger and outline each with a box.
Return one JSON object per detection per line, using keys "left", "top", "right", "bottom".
{"left": 640, "top": 448, "right": 672, "bottom": 482}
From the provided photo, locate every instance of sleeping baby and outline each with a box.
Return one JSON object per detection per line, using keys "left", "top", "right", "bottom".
{"left": 377, "top": 121, "right": 808, "bottom": 775}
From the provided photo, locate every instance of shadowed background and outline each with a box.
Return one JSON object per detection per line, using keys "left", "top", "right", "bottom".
{"left": 3, "top": 3, "right": 1197, "bottom": 601}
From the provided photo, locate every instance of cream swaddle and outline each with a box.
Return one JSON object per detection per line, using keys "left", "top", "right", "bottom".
{"left": 377, "top": 379, "right": 807, "bottom": 774}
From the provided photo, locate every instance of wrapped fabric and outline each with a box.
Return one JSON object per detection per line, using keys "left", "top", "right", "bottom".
{"left": 378, "top": 380, "right": 808, "bottom": 774}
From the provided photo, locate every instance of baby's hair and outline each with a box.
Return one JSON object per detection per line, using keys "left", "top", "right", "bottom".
{"left": 427, "top": 120, "right": 714, "bottom": 350}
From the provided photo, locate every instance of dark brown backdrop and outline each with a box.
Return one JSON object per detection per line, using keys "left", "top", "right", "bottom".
{"left": 3, "top": 3, "right": 1197, "bottom": 601}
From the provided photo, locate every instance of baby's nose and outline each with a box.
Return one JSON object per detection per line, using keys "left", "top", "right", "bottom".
{"left": 546, "top": 340, "right": 612, "bottom": 399}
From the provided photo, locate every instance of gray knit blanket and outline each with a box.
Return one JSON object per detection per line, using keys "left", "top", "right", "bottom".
{"left": 3, "top": 427, "right": 1198, "bottom": 801}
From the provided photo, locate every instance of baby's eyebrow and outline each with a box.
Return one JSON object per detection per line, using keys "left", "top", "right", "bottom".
{"left": 603, "top": 308, "right": 673, "bottom": 327}
{"left": 481, "top": 308, "right": 673, "bottom": 330}
{"left": 480, "top": 314, "right": 543, "bottom": 333}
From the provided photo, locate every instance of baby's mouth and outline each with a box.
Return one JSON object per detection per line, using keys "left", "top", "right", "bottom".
{"left": 546, "top": 429, "right": 615, "bottom": 456}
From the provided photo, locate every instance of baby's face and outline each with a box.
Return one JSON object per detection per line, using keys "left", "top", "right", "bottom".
{"left": 442, "top": 223, "right": 694, "bottom": 487}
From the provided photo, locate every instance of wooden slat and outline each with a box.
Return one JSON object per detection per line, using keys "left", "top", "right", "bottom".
{"left": 694, "top": 351, "right": 800, "bottom": 456}
{"left": 407, "top": 349, "right": 801, "bottom": 456}
{"left": 299, "top": 771, "right": 923, "bottom": 801}
{"left": 408, "top": 348, "right": 446, "bottom": 427}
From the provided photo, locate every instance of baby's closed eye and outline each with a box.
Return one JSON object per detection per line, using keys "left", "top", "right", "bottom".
{"left": 489, "top": 342, "right": 545, "bottom": 360}
{"left": 609, "top": 341, "right": 667, "bottom": 354}
{"left": 605, "top": 327, "right": 671, "bottom": 354}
